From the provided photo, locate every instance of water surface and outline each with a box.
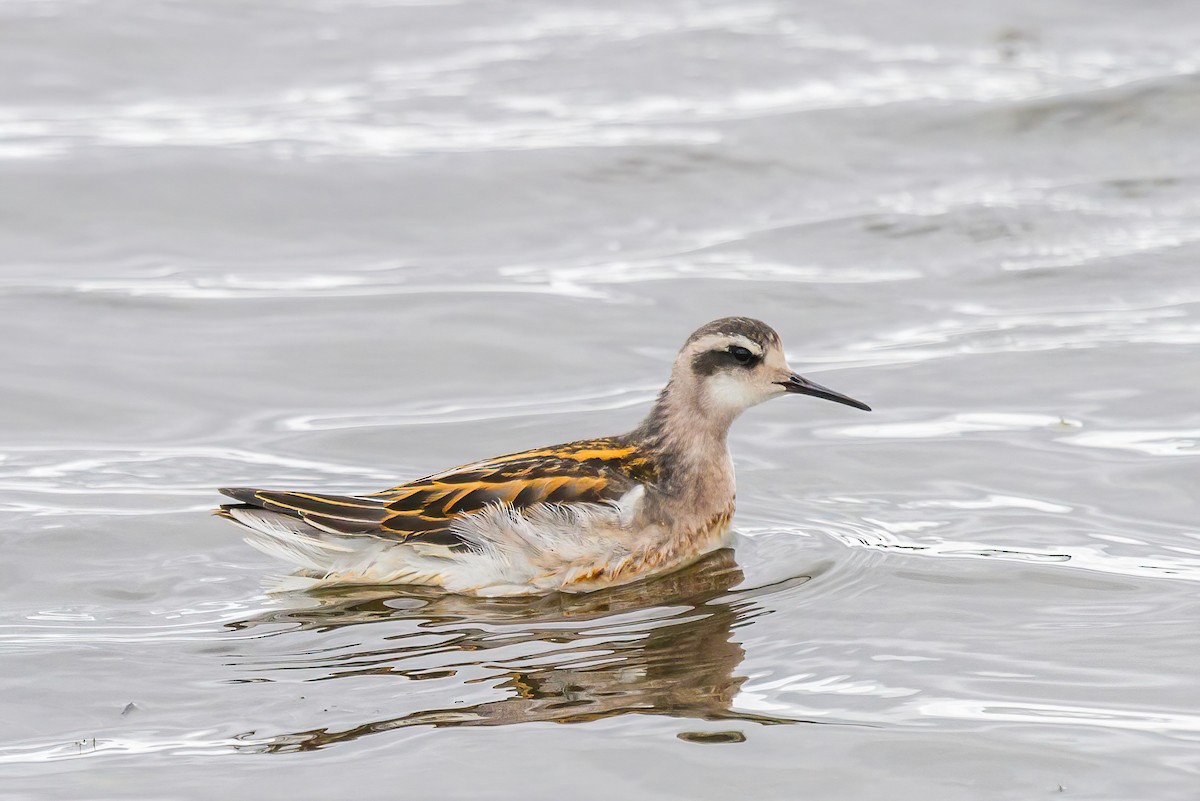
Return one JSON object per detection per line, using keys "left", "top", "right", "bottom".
{"left": 2, "top": 0, "right": 1198, "bottom": 798}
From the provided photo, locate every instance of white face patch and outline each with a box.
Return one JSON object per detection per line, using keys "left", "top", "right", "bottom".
{"left": 681, "top": 331, "right": 790, "bottom": 415}
{"left": 705, "top": 370, "right": 777, "bottom": 411}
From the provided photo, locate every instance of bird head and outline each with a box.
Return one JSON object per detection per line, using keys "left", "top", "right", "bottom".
{"left": 674, "top": 316, "right": 871, "bottom": 421}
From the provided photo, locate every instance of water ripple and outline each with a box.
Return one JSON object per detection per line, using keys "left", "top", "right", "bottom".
{"left": 0, "top": 446, "right": 393, "bottom": 515}
{"left": 280, "top": 384, "right": 658, "bottom": 431}
{"left": 0, "top": 271, "right": 612, "bottom": 301}
{"left": 915, "top": 698, "right": 1200, "bottom": 735}
{"left": 1060, "top": 428, "right": 1200, "bottom": 458}
{"left": 803, "top": 298, "right": 1200, "bottom": 371}
{"left": 808, "top": 508, "right": 1200, "bottom": 582}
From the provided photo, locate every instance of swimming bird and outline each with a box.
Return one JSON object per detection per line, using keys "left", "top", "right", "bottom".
{"left": 216, "top": 317, "right": 870, "bottom": 596}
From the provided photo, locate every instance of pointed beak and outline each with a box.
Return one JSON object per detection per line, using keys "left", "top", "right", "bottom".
{"left": 776, "top": 372, "right": 871, "bottom": 412}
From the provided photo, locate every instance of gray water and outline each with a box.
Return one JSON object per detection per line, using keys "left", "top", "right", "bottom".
{"left": 2, "top": 0, "right": 1198, "bottom": 798}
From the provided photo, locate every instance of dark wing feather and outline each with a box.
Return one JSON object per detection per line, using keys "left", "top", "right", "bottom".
{"left": 218, "top": 488, "right": 392, "bottom": 535}
{"left": 219, "top": 437, "right": 657, "bottom": 546}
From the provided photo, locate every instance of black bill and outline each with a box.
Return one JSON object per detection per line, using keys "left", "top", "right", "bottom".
{"left": 777, "top": 373, "right": 871, "bottom": 412}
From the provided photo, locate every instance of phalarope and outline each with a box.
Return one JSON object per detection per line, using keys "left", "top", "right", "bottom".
{"left": 216, "top": 317, "right": 870, "bottom": 596}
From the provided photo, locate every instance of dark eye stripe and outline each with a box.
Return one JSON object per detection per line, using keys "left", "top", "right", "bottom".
{"left": 691, "top": 344, "right": 760, "bottom": 375}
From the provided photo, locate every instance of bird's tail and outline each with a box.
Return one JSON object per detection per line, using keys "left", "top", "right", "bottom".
{"left": 215, "top": 498, "right": 458, "bottom": 592}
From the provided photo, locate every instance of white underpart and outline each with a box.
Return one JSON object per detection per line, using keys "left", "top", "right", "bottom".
{"left": 233, "top": 486, "right": 647, "bottom": 596}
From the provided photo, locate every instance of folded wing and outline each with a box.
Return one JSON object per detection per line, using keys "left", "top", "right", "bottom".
{"left": 218, "top": 437, "right": 656, "bottom": 547}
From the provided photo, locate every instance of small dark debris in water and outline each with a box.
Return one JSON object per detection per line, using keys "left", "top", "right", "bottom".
{"left": 120, "top": 702, "right": 139, "bottom": 716}
{"left": 995, "top": 26, "right": 1038, "bottom": 62}
{"left": 408, "top": 669, "right": 458, "bottom": 680}
{"left": 1057, "top": 786, "right": 1066, "bottom": 793}
{"left": 677, "top": 730, "right": 746, "bottom": 744}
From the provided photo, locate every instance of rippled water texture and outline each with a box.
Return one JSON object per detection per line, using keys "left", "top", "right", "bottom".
{"left": 2, "top": 0, "right": 1198, "bottom": 798}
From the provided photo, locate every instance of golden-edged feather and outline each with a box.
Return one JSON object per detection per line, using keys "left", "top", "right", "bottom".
{"left": 218, "top": 437, "right": 658, "bottom": 547}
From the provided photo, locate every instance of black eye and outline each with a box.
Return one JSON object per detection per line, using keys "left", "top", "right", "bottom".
{"left": 728, "top": 345, "right": 754, "bottom": 365}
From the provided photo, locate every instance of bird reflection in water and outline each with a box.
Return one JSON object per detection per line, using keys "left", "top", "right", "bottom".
{"left": 225, "top": 550, "right": 821, "bottom": 752}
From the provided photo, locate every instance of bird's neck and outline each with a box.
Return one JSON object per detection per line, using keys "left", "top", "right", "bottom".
{"left": 629, "top": 379, "right": 737, "bottom": 516}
